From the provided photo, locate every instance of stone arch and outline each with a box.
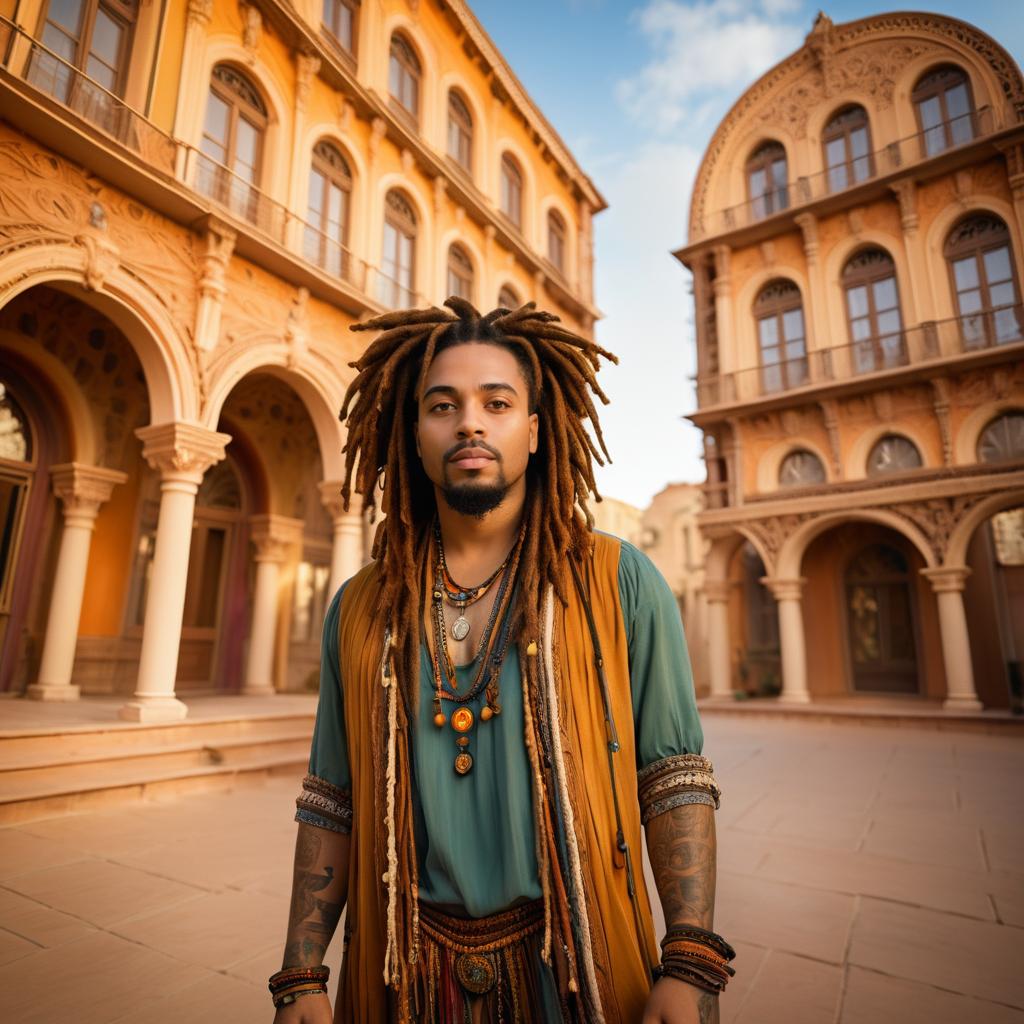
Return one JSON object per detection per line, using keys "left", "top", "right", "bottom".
{"left": 894, "top": 52, "right": 1001, "bottom": 137}
{"left": 0, "top": 253, "right": 191, "bottom": 422}
{"left": 0, "top": 331, "right": 99, "bottom": 465}
{"left": 777, "top": 509, "right": 937, "bottom": 579}
{"left": 705, "top": 529, "right": 771, "bottom": 579}
{"left": 824, "top": 231, "right": 918, "bottom": 328}
{"left": 846, "top": 422, "right": 933, "bottom": 480}
{"left": 202, "top": 347, "right": 346, "bottom": 481}
{"left": 955, "top": 399, "right": 1024, "bottom": 466}
{"left": 946, "top": 487, "right": 1024, "bottom": 566}
{"left": 686, "top": 12, "right": 1024, "bottom": 243}
{"left": 923, "top": 199, "right": 1024, "bottom": 323}
{"left": 189, "top": 43, "right": 292, "bottom": 206}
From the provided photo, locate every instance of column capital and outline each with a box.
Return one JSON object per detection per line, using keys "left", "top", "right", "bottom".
{"left": 702, "top": 578, "right": 732, "bottom": 603}
{"left": 921, "top": 565, "right": 971, "bottom": 593}
{"left": 761, "top": 576, "right": 807, "bottom": 601}
{"left": 50, "top": 463, "right": 127, "bottom": 520}
{"left": 318, "top": 480, "right": 361, "bottom": 520}
{"left": 249, "top": 513, "right": 304, "bottom": 562}
{"left": 135, "top": 423, "right": 230, "bottom": 484}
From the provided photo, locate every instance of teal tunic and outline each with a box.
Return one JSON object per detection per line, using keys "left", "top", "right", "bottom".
{"left": 303, "top": 539, "right": 703, "bottom": 918}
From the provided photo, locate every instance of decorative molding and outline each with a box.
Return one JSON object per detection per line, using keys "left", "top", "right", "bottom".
{"left": 433, "top": 175, "right": 448, "bottom": 215}
{"left": 295, "top": 52, "right": 321, "bottom": 112}
{"left": 285, "top": 286, "right": 309, "bottom": 367}
{"left": 240, "top": 2, "right": 262, "bottom": 58}
{"left": 702, "top": 579, "right": 732, "bottom": 603}
{"left": 760, "top": 576, "right": 807, "bottom": 602}
{"left": 135, "top": 422, "right": 230, "bottom": 482}
{"left": 890, "top": 494, "right": 990, "bottom": 561}
{"left": 819, "top": 399, "right": 842, "bottom": 477}
{"left": 930, "top": 378, "right": 953, "bottom": 466}
{"left": 890, "top": 179, "right": 919, "bottom": 235}
{"left": 743, "top": 513, "right": 818, "bottom": 574}
{"left": 187, "top": 0, "right": 213, "bottom": 29}
{"left": 921, "top": 565, "right": 971, "bottom": 593}
{"left": 195, "top": 218, "right": 236, "bottom": 353}
{"left": 50, "top": 463, "right": 128, "bottom": 522}
{"left": 794, "top": 212, "right": 819, "bottom": 264}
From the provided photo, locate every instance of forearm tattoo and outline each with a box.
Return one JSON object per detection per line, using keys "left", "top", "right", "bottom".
{"left": 646, "top": 801, "right": 717, "bottom": 929}
{"left": 282, "top": 822, "right": 348, "bottom": 968}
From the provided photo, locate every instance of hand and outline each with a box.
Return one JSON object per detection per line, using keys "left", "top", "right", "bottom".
{"left": 272, "top": 991, "right": 333, "bottom": 1024}
{"left": 642, "top": 976, "right": 720, "bottom": 1024}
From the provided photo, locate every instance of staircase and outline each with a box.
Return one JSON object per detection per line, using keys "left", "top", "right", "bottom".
{"left": 0, "top": 709, "right": 316, "bottom": 824}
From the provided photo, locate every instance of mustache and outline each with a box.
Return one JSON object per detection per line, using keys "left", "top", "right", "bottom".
{"left": 444, "top": 439, "right": 502, "bottom": 463}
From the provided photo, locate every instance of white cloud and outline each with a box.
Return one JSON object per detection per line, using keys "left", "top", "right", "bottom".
{"left": 617, "top": 0, "right": 805, "bottom": 134}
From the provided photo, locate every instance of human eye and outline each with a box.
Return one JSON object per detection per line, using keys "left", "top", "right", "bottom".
{"left": 487, "top": 398, "right": 511, "bottom": 410}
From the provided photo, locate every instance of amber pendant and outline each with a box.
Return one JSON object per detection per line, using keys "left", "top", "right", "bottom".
{"left": 454, "top": 751, "right": 474, "bottom": 775}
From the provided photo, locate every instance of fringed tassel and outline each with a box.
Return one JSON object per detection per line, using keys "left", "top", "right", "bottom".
{"left": 382, "top": 627, "right": 401, "bottom": 989}
{"left": 540, "top": 587, "right": 604, "bottom": 1021}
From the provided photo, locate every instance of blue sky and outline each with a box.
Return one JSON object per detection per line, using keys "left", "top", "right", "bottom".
{"left": 470, "top": 1, "right": 1024, "bottom": 508}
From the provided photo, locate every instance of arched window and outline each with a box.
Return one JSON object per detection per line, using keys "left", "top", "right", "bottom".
{"left": 500, "top": 154, "right": 523, "bottom": 229}
{"left": 447, "top": 90, "right": 473, "bottom": 173}
{"left": 321, "top": 0, "right": 357, "bottom": 54}
{"left": 446, "top": 244, "right": 473, "bottom": 301}
{"left": 867, "top": 435, "right": 922, "bottom": 477}
{"left": 498, "top": 284, "right": 520, "bottom": 310}
{"left": 389, "top": 34, "right": 420, "bottom": 124}
{"left": 945, "top": 215, "right": 1022, "bottom": 347}
{"left": 778, "top": 449, "right": 825, "bottom": 488}
{"left": 977, "top": 412, "right": 1024, "bottom": 463}
{"left": 0, "top": 380, "right": 35, "bottom": 633}
{"left": 200, "top": 64, "right": 267, "bottom": 222}
{"left": 913, "top": 66, "right": 976, "bottom": 157}
{"left": 755, "top": 280, "right": 807, "bottom": 393}
{"left": 823, "top": 106, "right": 872, "bottom": 192}
{"left": 380, "top": 189, "right": 417, "bottom": 307}
{"left": 746, "top": 141, "right": 788, "bottom": 219}
{"left": 547, "top": 209, "right": 567, "bottom": 274}
{"left": 33, "top": 0, "right": 138, "bottom": 105}
{"left": 846, "top": 544, "right": 919, "bottom": 693}
{"left": 305, "top": 141, "right": 352, "bottom": 279}
{"left": 842, "top": 248, "right": 904, "bottom": 373}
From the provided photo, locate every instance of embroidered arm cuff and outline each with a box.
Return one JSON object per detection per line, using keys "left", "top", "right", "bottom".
{"left": 294, "top": 773, "right": 353, "bottom": 835}
{"left": 638, "top": 753, "right": 721, "bottom": 825}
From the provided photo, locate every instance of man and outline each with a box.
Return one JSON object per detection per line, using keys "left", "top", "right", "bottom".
{"left": 271, "top": 299, "right": 732, "bottom": 1023}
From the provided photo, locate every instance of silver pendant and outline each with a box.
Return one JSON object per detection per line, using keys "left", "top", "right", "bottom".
{"left": 451, "top": 616, "right": 471, "bottom": 642}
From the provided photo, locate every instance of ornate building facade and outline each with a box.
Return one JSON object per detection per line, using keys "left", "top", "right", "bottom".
{"left": 0, "top": 0, "right": 603, "bottom": 720}
{"left": 675, "top": 13, "right": 1024, "bottom": 709}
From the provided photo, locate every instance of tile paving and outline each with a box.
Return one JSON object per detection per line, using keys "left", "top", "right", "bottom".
{"left": 0, "top": 714, "right": 1021, "bottom": 1022}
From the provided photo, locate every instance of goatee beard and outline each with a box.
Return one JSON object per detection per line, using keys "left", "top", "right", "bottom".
{"left": 442, "top": 481, "right": 508, "bottom": 518}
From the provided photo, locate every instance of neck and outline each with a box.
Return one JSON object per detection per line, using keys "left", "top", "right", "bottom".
{"left": 434, "top": 478, "right": 526, "bottom": 569}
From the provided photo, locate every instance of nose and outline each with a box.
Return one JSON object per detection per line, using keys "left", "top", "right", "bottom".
{"left": 455, "top": 401, "right": 485, "bottom": 438}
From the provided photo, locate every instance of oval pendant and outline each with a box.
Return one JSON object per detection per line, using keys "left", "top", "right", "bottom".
{"left": 451, "top": 707, "right": 474, "bottom": 733}
{"left": 451, "top": 616, "right": 471, "bottom": 642}
{"left": 454, "top": 751, "right": 474, "bottom": 775}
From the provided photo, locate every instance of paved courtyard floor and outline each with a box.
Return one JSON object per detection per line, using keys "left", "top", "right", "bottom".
{"left": 1, "top": 714, "right": 1022, "bottom": 1023}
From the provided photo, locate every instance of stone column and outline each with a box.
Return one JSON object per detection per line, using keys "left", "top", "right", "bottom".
{"left": 763, "top": 577, "right": 811, "bottom": 704}
{"left": 120, "top": 424, "right": 230, "bottom": 722}
{"left": 703, "top": 578, "right": 733, "bottom": 699}
{"left": 922, "top": 566, "right": 983, "bottom": 711}
{"left": 243, "top": 514, "right": 304, "bottom": 696}
{"left": 318, "top": 482, "right": 365, "bottom": 595}
{"left": 27, "top": 464, "right": 127, "bottom": 701}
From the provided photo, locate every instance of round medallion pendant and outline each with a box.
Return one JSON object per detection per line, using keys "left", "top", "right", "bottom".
{"left": 455, "top": 953, "right": 496, "bottom": 994}
{"left": 454, "top": 751, "right": 474, "bottom": 775}
{"left": 451, "top": 616, "right": 471, "bottom": 642}
{"left": 450, "top": 707, "right": 474, "bottom": 733}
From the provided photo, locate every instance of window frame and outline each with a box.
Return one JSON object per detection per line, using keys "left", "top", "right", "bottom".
{"left": 547, "top": 208, "right": 567, "bottom": 275}
{"left": 754, "top": 279, "right": 808, "bottom": 393}
{"left": 321, "top": 0, "right": 358, "bottom": 58}
{"left": 842, "top": 247, "right": 906, "bottom": 372}
{"left": 866, "top": 435, "right": 923, "bottom": 478}
{"left": 203, "top": 64, "right": 267, "bottom": 182}
{"left": 446, "top": 89, "right": 473, "bottom": 175}
{"left": 500, "top": 153, "right": 524, "bottom": 229}
{"left": 446, "top": 243, "right": 474, "bottom": 302}
{"left": 746, "top": 141, "right": 789, "bottom": 219}
{"left": 778, "top": 448, "right": 826, "bottom": 489}
{"left": 822, "top": 105, "right": 873, "bottom": 192}
{"left": 977, "top": 411, "right": 1024, "bottom": 463}
{"left": 306, "top": 139, "right": 353, "bottom": 277}
{"left": 498, "top": 284, "right": 520, "bottom": 310}
{"left": 388, "top": 33, "right": 421, "bottom": 127}
{"left": 381, "top": 189, "right": 417, "bottom": 306}
{"left": 912, "top": 65, "right": 977, "bottom": 156}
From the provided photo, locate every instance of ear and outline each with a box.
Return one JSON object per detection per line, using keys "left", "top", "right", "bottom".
{"left": 528, "top": 411, "right": 539, "bottom": 454}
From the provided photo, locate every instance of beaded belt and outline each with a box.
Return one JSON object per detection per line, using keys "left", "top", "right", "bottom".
{"left": 418, "top": 899, "right": 544, "bottom": 995}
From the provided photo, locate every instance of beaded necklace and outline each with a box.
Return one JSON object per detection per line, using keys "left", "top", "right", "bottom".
{"left": 428, "top": 524, "right": 524, "bottom": 775}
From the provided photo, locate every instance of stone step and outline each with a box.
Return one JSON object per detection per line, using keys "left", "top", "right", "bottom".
{"left": 0, "top": 713, "right": 316, "bottom": 824}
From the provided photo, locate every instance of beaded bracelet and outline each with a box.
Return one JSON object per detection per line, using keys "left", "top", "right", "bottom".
{"left": 657, "top": 925, "right": 736, "bottom": 995}
{"left": 268, "top": 965, "right": 331, "bottom": 1008}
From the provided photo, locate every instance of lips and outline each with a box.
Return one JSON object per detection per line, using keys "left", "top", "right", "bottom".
{"left": 449, "top": 448, "right": 495, "bottom": 469}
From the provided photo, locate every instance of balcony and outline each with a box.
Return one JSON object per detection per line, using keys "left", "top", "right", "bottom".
{"left": 692, "top": 107, "right": 995, "bottom": 243}
{"left": 0, "top": 18, "right": 490, "bottom": 317}
{"left": 696, "top": 305, "right": 1024, "bottom": 408}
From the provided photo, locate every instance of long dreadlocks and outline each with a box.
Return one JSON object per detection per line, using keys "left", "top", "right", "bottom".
{"left": 339, "top": 295, "right": 617, "bottom": 707}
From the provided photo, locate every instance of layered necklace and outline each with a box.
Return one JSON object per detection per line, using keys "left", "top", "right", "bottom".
{"left": 428, "top": 524, "right": 524, "bottom": 775}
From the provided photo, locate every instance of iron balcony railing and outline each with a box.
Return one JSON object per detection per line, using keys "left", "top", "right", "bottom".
{"left": 0, "top": 17, "right": 177, "bottom": 174}
{"left": 697, "top": 106, "right": 995, "bottom": 240}
{"left": 696, "top": 304, "right": 1024, "bottom": 406}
